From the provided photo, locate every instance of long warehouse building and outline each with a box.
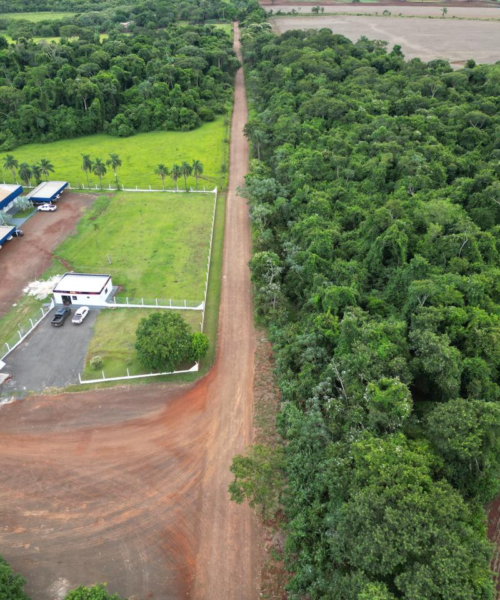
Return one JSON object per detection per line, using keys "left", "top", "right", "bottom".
{"left": 0, "top": 184, "right": 23, "bottom": 213}
{"left": 27, "top": 181, "right": 68, "bottom": 204}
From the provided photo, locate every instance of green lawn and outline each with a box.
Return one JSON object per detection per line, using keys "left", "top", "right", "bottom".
{"left": 0, "top": 118, "right": 228, "bottom": 189}
{"left": 82, "top": 308, "right": 201, "bottom": 379}
{"left": 56, "top": 191, "right": 214, "bottom": 300}
{"left": 1, "top": 12, "right": 77, "bottom": 21}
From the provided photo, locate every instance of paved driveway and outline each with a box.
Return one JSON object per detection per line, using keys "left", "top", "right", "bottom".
{"left": 3, "top": 308, "right": 99, "bottom": 392}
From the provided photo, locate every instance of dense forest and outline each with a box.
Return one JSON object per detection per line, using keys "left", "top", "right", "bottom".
{"left": 0, "top": 0, "right": 248, "bottom": 150}
{"left": 235, "top": 17, "right": 500, "bottom": 600}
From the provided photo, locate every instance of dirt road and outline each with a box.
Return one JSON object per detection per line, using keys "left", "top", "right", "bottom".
{"left": 0, "top": 23, "right": 258, "bottom": 600}
{"left": 0, "top": 193, "right": 95, "bottom": 317}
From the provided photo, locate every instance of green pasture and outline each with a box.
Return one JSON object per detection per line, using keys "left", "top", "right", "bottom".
{"left": 1, "top": 12, "right": 77, "bottom": 21}
{"left": 56, "top": 191, "right": 214, "bottom": 300}
{"left": 0, "top": 118, "right": 228, "bottom": 189}
{"left": 82, "top": 308, "right": 201, "bottom": 379}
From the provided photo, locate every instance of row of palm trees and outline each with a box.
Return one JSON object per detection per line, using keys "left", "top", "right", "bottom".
{"left": 3, "top": 155, "right": 55, "bottom": 186}
{"left": 154, "top": 160, "right": 204, "bottom": 191}
{"left": 81, "top": 154, "right": 122, "bottom": 188}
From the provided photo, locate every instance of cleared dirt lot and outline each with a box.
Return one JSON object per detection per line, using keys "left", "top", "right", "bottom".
{"left": 271, "top": 14, "right": 500, "bottom": 64}
{"left": 0, "top": 24, "right": 258, "bottom": 600}
{"left": 0, "top": 193, "right": 96, "bottom": 317}
{"left": 265, "top": 4, "right": 500, "bottom": 18}
{"left": 3, "top": 308, "right": 99, "bottom": 393}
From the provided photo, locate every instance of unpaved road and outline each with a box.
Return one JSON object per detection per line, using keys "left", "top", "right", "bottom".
{"left": 0, "top": 23, "right": 258, "bottom": 600}
{"left": 270, "top": 14, "right": 500, "bottom": 64}
{"left": 0, "top": 193, "right": 95, "bottom": 317}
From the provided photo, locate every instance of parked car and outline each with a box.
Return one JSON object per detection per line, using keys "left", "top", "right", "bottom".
{"left": 6, "top": 229, "right": 23, "bottom": 241}
{"left": 72, "top": 306, "right": 89, "bottom": 325}
{"left": 38, "top": 203, "right": 57, "bottom": 212}
{"left": 51, "top": 307, "right": 71, "bottom": 327}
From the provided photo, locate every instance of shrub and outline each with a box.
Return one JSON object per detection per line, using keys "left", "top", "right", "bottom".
{"left": 90, "top": 356, "right": 103, "bottom": 370}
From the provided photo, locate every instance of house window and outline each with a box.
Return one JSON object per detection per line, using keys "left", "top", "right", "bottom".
{"left": 72, "top": 296, "right": 77, "bottom": 300}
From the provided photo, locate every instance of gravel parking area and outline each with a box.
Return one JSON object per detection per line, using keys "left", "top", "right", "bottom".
{"left": 2, "top": 307, "right": 99, "bottom": 392}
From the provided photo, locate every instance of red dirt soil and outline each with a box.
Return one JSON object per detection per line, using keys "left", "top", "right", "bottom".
{"left": 0, "top": 24, "right": 259, "bottom": 600}
{"left": 0, "top": 193, "right": 95, "bottom": 317}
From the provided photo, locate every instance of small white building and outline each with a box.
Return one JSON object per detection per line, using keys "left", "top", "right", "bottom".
{"left": 53, "top": 273, "right": 113, "bottom": 306}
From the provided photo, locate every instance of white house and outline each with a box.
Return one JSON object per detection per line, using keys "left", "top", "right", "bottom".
{"left": 53, "top": 273, "right": 113, "bottom": 306}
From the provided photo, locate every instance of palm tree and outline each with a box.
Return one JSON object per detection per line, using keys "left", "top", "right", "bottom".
{"left": 192, "top": 159, "right": 203, "bottom": 190}
{"left": 154, "top": 164, "right": 170, "bottom": 190}
{"left": 18, "top": 163, "right": 32, "bottom": 186}
{"left": 171, "top": 164, "right": 181, "bottom": 191}
{"left": 180, "top": 161, "right": 192, "bottom": 191}
{"left": 3, "top": 155, "right": 18, "bottom": 183}
{"left": 92, "top": 158, "right": 107, "bottom": 189}
{"left": 39, "top": 158, "right": 55, "bottom": 179}
{"left": 31, "top": 163, "right": 43, "bottom": 184}
{"left": 106, "top": 153, "right": 122, "bottom": 187}
{"left": 81, "top": 154, "right": 93, "bottom": 188}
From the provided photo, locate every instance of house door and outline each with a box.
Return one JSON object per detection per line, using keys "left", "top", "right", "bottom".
{"left": 62, "top": 295, "right": 72, "bottom": 305}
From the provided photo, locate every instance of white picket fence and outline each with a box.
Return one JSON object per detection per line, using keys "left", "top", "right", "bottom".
{"left": 201, "top": 188, "right": 218, "bottom": 332}
{"left": 78, "top": 362, "right": 199, "bottom": 385}
{"left": 5, "top": 182, "right": 218, "bottom": 195}
{"left": 0, "top": 299, "right": 55, "bottom": 363}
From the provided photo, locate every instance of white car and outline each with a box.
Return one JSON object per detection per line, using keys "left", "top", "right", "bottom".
{"left": 72, "top": 306, "right": 90, "bottom": 325}
{"left": 38, "top": 203, "right": 57, "bottom": 212}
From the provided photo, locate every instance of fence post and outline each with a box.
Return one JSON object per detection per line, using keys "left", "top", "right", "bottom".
{"left": 184, "top": 300, "right": 186, "bottom": 308}
{"left": 126, "top": 297, "right": 129, "bottom": 305}
{"left": 169, "top": 299, "right": 172, "bottom": 307}
{"left": 102, "top": 371, "right": 105, "bottom": 380}
{"left": 127, "top": 368, "right": 130, "bottom": 377}
{"left": 40, "top": 307, "right": 44, "bottom": 317}
{"left": 78, "top": 373, "right": 82, "bottom": 384}
{"left": 30, "top": 318, "right": 34, "bottom": 328}
{"left": 18, "top": 330, "right": 22, "bottom": 340}
{"left": 142, "top": 298, "right": 144, "bottom": 306}
{"left": 156, "top": 298, "right": 158, "bottom": 307}
{"left": 5, "top": 342, "right": 9, "bottom": 352}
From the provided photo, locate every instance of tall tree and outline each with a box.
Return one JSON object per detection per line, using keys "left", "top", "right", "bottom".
{"left": 180, "top": 161, "right": 192, "bottom": 191}
{"left": 3, "top": 155, "right": 18, "bottom": 184}
{"left": 31, "top": 163, "right": 42, "bottom": 184}
{"left": 39, "top": 158, "right": 54, "bottom": 180}
{"left": 81, "top": 154, "right": 93, "bottom": 188}
{"left": 92, "top": 158, "right": 106, "bottom": 189}
{"left": 106, "top": 153, "right": 122, "bottom": 187}
{"left": 171, "top": 164, "right": 181, "bottom": 191}
{"left": 154, "top": 164, "right": 169, "bottom": 190}
{"left": 192, "top": 159, "right": 203, "bottom": 190}
{"left": 18, "top": 163, "right": 32, "bottom": 186}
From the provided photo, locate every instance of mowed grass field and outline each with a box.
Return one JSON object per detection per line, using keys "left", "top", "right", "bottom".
{"left": 0, "top": 118, "right": 227, "bottom": 189}
{"left": 1, "top": 12, "right": 77, "bottom": 21}
{"left": 82, "top": 308, "right": 202, "bottom": 379}
{"left": 56, "top": 192, "right": 214, "bottom": 301}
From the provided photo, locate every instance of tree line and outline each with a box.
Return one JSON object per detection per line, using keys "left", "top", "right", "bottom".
{"left": 230, "top": 20, "right": 500, "bottom": 600}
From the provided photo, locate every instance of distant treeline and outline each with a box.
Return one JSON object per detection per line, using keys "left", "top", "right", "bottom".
{"left": 235, "top": 17, "right": 500, "bottom": 600}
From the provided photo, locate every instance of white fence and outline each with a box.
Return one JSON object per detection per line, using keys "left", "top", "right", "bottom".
{"left": 6, "top": 182, "right": 218, "bottom": 195}
{"left": 201, "top": 187, "right": 218, "bottom": 332}
{"left": 105, "top": 297, "right": 204, "bottom": 311}
{"left": 1, "top": 299, "right": 55, "bottom": 363}
{"left": 78, "top": 362, "right": 199, "bottom": 385}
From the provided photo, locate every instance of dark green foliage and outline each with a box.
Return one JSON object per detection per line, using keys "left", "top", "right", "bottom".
{"left": 239, "top": 25, "right": 500, "bottom": 599}
{"left": 0, "top": 5, "right": 239, "bottom": 150}
{"left": 135, "top": 312, "right": 208, "bottom": 371}
{"left": 64, "top": 584, "right": 122, "bottom": 600}
{"left": 0, "top": 556, "right": 30, "bottom": 600}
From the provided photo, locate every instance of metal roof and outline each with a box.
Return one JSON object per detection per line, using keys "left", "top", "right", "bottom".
{"left": 27, "top": 181, "right": 68, "bottom": 200}
{"left": 0, "top": 225, "right": 15, "bottom": 244}
{"left": 0, "top": 184, "right": 22, "bottom": 203}
{"left": 53, "top": 273, "right": 111, "bottom": 294}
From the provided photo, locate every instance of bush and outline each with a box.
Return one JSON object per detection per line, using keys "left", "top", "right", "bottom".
{"left": 64, "top": 583, "right": 122, "bottom": 600}
{"left": 135, "top": 313, "right": 209, "bottom": 371}
{"left": 0, "top": 555, "right": 30, "bottom": 600}
{"left": 90, "top": 356, "right": 103, "bottom": 370}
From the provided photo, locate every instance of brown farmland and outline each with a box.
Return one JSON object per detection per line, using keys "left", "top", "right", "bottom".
{"left": 270, "top": 14, "right": 500, "bottom": 64}
{"left": 0, "top": 23, "right": 259, "bottom": 600}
